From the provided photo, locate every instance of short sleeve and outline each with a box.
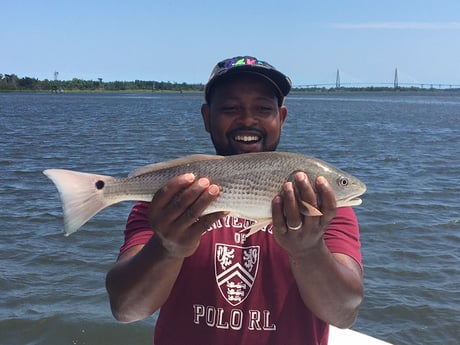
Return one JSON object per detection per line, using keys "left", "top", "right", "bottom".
{"left": 323, "top": 206, "right": 362, "bottom": 270}
{"left": 119, "top": 201, "right": 154, "bottom": 256}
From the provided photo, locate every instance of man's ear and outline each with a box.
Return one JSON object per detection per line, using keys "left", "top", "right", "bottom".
{"left": 201, "top": 103, "right": 211, "bottom": 133}
{"left": 279, "top": 105, "right": 288, "bottom": 128}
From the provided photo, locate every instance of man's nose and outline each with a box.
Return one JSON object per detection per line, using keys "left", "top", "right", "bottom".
{"left": 237, "top": 108, "right": 258, "bottom": 126}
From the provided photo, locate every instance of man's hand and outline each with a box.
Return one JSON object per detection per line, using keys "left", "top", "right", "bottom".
{"left": 147, "top": 173, "right": 227, "bottom": 258}
{"left": 271, "top": 172, "right": 363, "bottom": 327}
{"left": 272, "top": 172, "right": 337, "bottom": 256}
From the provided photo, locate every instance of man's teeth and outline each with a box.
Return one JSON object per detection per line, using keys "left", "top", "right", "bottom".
{"left": 234, "top": 135, "right": 259, "bottom": 143}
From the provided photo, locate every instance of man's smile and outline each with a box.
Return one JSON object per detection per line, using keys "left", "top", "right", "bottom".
{"left": 233, "top": 134, "right": 261, "bottom": 143}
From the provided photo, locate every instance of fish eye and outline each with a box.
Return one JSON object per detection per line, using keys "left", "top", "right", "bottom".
{"left": 337, "top": 176, "right": 349, "bottom": 187}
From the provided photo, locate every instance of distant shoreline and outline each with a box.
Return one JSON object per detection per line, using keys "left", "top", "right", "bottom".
{"left": 1, "top": 74, "right": 459, "bottom": 93}
{"left": 1, "top": 87, "right": 460, "bottom": 94}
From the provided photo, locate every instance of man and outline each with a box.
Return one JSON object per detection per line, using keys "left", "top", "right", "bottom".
{"left": 106, "top": 56, "right": 364, "bottom": 345}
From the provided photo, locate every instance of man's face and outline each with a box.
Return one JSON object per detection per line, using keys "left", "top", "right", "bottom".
{"left": 201, "top": 74, "right": 287, "bottom": 156}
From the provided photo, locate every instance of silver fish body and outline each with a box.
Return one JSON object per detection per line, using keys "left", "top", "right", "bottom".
{"left": 43, "top": 152, "right": 366, "bottom": 236}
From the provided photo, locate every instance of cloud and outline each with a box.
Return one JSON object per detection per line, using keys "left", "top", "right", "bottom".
{"left": 330, "top": 22, "right": 460, "bottom": 30}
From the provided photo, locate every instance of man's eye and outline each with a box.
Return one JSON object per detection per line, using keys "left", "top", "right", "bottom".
{"left": 222, "top": 106, "right": 239, "bottom": 112}
{"left": 256, "top": 106, "right": 274, "bottom": 114}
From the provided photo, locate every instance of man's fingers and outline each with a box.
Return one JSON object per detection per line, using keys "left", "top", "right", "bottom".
{"left": 152, "top": 173, "right": 196, "bottom": 208}
{"left": 282, "top": 181, "right": 303, "bottom": 231}
{"left": 148, "top": 174, "right": 221, "bottom": 231}
{"left": 176, "top": 180, "right": 221, "bottom": 227}
{"left": 315, "top": 176, "right": 336, "bottom": 224}
{"left": 294, "top": 172, "right": 317, "bottom": 208}
{"left": 271, "top": 195, "right": 287, "bottom": 233}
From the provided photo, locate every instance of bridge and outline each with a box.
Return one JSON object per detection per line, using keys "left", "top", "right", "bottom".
{"left": 294, "top": 82, "right": 460, "bottom": 90}
{"left": 294, "top": 68, "right": 460, "bottom": 90}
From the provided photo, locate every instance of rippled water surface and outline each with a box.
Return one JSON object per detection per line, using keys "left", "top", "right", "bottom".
{"left": 1, "top": 91, "right": 459, "bottom": 344}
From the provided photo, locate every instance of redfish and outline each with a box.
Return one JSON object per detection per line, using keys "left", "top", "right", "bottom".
{"left": 43, "top": 152, "right": 366, "bottom": 236}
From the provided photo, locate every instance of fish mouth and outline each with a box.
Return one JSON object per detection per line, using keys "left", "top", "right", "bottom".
{"left": 338, "top": 197, "right": 363, "bottom": 207}
{"left": 337, "top": 189, "right": 365, "bottom": 207}
{"left": 337, "top": 182, "right": 367, "bottom": 208}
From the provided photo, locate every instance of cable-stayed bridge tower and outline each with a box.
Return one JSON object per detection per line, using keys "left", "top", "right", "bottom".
{"left": 394, "top": 67, "right": 399, "bottom": 88}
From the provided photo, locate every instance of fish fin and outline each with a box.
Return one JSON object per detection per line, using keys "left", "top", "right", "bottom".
{"left": 240, "top": 218, "right": 272, "bottom": 237}
{"left": 128, "top": 154, "right": 224, "bottom": 178}
{"left": 299, "top": 200, "right": 323, "bottom": 216}
{"left": 43, "top": 169, "right": 116, "bottom": 236}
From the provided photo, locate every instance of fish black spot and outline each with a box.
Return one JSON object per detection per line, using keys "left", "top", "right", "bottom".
{"left": 95, "top": 180, "right": 105, "bottom": 190}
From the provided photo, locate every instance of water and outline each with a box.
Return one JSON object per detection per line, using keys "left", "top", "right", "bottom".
{"left": 1, "top": 91, "right": 459, "bottom": 345}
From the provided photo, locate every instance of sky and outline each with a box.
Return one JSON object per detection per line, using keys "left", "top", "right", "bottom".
{"left": 2, "top": 0, "right": 460, "bottom": 86}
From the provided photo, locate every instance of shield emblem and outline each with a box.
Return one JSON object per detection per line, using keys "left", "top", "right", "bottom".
{"left": 215, "top": 243, "right": 260, "bottom": 306}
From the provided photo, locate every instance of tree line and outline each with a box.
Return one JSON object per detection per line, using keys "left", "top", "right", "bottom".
{"left": 2, "top": 73, "right": 457, "bottom": 93}
{"left": 0, "top": 73, "right": 205, "bottom": 92}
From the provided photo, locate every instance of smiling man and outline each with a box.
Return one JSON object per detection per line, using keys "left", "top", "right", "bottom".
{"left": 201, "top": 57, "right": 290, "bottom": 156}
{"left": 106, "top": 56, "right": 364, "bottom": 345}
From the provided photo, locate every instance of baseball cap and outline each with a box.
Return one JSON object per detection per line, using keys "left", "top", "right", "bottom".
{"left": 204, "top": 56, "right": 292, "bottom": 106}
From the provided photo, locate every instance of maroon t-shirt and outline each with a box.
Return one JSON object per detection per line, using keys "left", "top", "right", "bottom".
{"left": 120, "top": 203, "right": 362, "bottom": 345}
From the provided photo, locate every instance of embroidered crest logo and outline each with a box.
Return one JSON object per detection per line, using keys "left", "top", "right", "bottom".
{"left": 215, "top": 243, "right": 260, "bottom": 306}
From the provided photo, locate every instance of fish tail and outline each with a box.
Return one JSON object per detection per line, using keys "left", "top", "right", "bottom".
{"left": 43, "top": 169, "right": 116, "bottom": 236}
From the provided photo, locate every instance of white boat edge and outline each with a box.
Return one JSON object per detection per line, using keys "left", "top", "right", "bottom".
{"left": 329, "top": 326, "right": 393, "bottom": 345}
